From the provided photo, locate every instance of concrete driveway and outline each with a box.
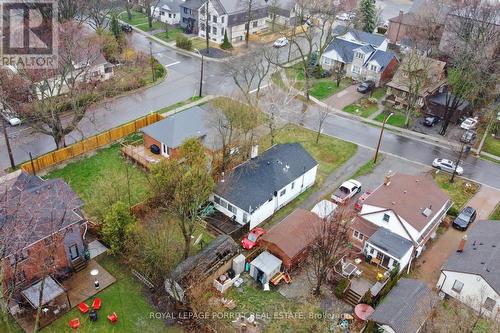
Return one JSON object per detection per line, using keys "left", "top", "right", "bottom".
{"left": 325, "top": 84, "right": 363, "bottom": 110}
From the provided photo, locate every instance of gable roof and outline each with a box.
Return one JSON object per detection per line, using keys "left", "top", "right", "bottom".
{"left": 365, "top": 50, "right": 398, "bottom": 70}
{"left": 215, "top": 143, "right": 317, "bottom": 213}
{"left": 157, "top": 0, "right": 185, "bottom": 12}
{"left": 367, "top": 227, "right": 413, "bottom": 259}
{"left": 141, "top": 106, "right": 222, "bottom": 150}
{"left": 387, "top": 55, "right": 446, "bottom": 94}
{"left": 428, "top": 92, "right": 470, "bottom": 111}
{"left": 369, "top": 278, "right": 437, "bottom": 333}
{"left": 442, "top": 220, "right": 500, "bottom": 293}
{"left": 0, "top": 172, "right": 84, "bottom": 258}
{"left": 334, "top": 25, "right": 386, "bottom": 47}
{"left": 363, "top": 173, "right": 451, "bottom": 232}
{"left": 261, "top": 208, "right": 324, "bottom": 260}
{"left": 324, "top": 38, "right": 362, "bottom": 63}
{"left": 181, "top": 0, "right": 204, "bottom": 10}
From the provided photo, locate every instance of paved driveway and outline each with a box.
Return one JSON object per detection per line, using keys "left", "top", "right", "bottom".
{"left": 325, "top": 85, "right": 363, "bottom": 110}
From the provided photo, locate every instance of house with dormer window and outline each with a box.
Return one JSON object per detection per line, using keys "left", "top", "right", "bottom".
{"left": 321, "top": 26, "right": 399, "bottom": 86}
{"left": 349, "top": 173, "right": 451, "bottom": 273}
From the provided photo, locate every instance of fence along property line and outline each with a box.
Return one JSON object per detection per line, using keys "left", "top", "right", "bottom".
{"left": 21, "top": 113, "right": 162, "bottom": 174}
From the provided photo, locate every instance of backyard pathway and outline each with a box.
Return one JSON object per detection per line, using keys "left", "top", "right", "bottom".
{"left": 413, "top": 185, "right": 500, "bottom": 287}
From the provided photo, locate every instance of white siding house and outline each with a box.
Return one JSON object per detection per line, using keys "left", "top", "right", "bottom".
{"left": 152, "top": 0, "right": 185, "bottom": 25}
{"left": 212, "top": 143, "right": 318, "bottom": 230}
{"left": 437, "top": 220, "right": 500, "bottom": 318}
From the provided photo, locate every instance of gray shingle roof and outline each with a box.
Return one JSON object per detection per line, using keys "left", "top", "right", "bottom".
{"left": 355, "top": 44, "right": 375, "bottom": 54}
{"left": 181, "top": 0, "right": 204, "bottom": 10}
{"left": 443, "top": 220, "right": 500, "bottom": 293}
{"left": 334, "top": 25, "right": 386, "bottom": 47}
{"left": 215, "top": 143, "right": 317, "bottom": 213}
{"left": 141, "top": 106, "right": 222, "bottom": 150}
{"left": 157, "top": 0, "right": 185, "bottom": 12}
{"left": 428, "top": 92, "right": 470, "bottom": 111}
{"left": 365, "top": 50, "right": 397, "bottom": 71}
{"left": 324, "top": 38, "right": 361, "bottom": 63}
{"left": 369, "top": 278, "right": 437, "bottom": 333}
{"left": 367, "top": 227, "right": 413, "bottom": 259}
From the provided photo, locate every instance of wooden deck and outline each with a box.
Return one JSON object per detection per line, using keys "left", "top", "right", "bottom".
{"left": 13, "top": 260, "right": 115, "bottom": 332}
{"left": 204, "top": 211, "right": 248, "bottom": 239}
{"left": 121, "top": 144, "right": 164, "bottom": 170}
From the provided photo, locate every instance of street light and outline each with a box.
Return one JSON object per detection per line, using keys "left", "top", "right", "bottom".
{"left": 194, "top": 49, "right": 204, "bottom": 98}
{"left": 90, "top": 269, "right": 100, "bottom": 290}
{"left": 373, "top": 112, "right": 394, "bottom": 164}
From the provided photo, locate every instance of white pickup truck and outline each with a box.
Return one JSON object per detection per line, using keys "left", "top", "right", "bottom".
{"left": 331, "top": 179, "right": 362, "bottom": 204}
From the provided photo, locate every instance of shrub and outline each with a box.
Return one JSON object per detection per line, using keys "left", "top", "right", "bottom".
{"left": 448, "top": 206, "right": 460, "bottom": 217}
{"left": 220, "top": 30, "right": 232, "bottom": 50}
{"left": 101, "top": 201, "right": 136, "bottom": 254}
{"left": 176, "top": 35, "right": 192, "bottom": 50}
{"left": 334, "top": 278, "right": 349, "bottom": 298}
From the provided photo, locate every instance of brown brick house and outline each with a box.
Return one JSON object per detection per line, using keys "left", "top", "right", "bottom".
{"left": 0, "top": 171, "right": 87, "bottom": 301}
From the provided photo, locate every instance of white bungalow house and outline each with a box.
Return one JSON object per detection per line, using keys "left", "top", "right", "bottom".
{"left": 321, "top": 26, "right": 398, "bottom": 86}
{"left": 198, "top": 0, "right": 269, "bottom": 44}
{"left": 152, "top": 0, "right": 185, "bottom": 25}
{"left": 349, "top": 173, "right": 451, "bottom": 273}
{"left": 211, "top": 143, "right": 318, "bottom": 230}
{"left": 437, "top": 220, "right": 500, "bottom": 319}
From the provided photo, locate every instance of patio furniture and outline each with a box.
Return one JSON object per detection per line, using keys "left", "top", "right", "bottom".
{"left": 89, "top": 310, "right": 98, "bottom": 322}
{"left": 371, "top": 257, "right": 381, "bottom": 266}
{"left": 107, "top": 312, "right": 118, "bottom": 324}
{"left": 69, "top": 318, "right": 80, "bottom": 329}
{"left": 354, "top": 270, "right": 363, "bottom": 278}
{"left": 92, "top": 297, "right": 101, "bottom": 310}
{"left": 78, "top": 302, "right": 89, "bottom": 314}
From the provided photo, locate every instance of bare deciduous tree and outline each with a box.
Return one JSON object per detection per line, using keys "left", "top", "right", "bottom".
{"left": 316, "top": 106, "right": 330, "bottom": 144}
{"left": 82, "top": 0, "right": 120, "bottom": 30}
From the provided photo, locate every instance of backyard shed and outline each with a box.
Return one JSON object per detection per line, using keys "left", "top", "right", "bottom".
{"left": 165, "top": 235, "right": 239, "bottom": 302}
{"left": 259, "top": 208, "right": 324, "bottom": 270}
{"left": 249, "top": 251, "right": 282, "bottom": 286}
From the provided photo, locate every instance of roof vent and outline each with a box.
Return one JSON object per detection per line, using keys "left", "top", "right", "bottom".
{"left": 422, "top": 207, "right": 432, "bottom": 217}
{"left": 416, "top": 179, "right": 420, "bottom": 183}
{"left": 403, "top": 190, "right": 407, "bottom": 194}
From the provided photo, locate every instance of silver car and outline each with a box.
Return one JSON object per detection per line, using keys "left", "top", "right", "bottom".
{"left": 432, "top": 158, "right": 464, "bottom": 175}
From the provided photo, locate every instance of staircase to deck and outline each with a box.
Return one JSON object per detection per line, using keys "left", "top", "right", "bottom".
{"left": 344, "top": 288, "right": 362, "bottom": 306}
{"left": 72, "top": 257, "right": 88, "bottom": 272}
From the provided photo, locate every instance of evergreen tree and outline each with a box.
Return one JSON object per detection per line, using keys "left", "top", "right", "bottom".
{"left": 221, "top": 30, "right": 232, "bottom": 50}
{"left": 110, "top": 14, "right": 122, "bottom": 40}
{"left": 359, "top": 0, "right": 377, "bottom": 33}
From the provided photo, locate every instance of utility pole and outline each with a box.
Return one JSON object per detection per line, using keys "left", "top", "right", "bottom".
{"left": 451, "top": 142, "right": 466, "bottom": 183}
{"left": 373, "top": 113, "right": 394, "bottom": 164}
{"left": 205, "top": 0, "right": 210, "bottom": 54}
{"left": 198, "top": 52, "right": 204, "bottom": 97}
{"left": 149, "top": 41, "right": 156, "bottom": 82}
{"left": 2, "top": 118, "right": 15, "bottom": 169}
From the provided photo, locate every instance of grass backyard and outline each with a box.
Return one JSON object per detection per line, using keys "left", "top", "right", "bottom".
{"left": 153, "top": 28, "right": 184, "bottom": 43}
{"left": 433, "top": 171, "right": 479, "bottom": 210}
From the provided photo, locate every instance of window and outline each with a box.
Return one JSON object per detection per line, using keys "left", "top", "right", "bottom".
{"left": 280, "top": 188, "right": 286, "bottom": 197}
{"left": 252, "top": 21, "right": 258, "bottom": 28}
{"left": 483, "top": 297, "right": 496, "bottom": 312}
{"left": 352, "top": 65, "right": 360, "bottom": 74}
{"left": 212, "top": 15, "right": 217, "bottom": 23}
{"left": 212, "top": 26, "right": 217, "bottom": 35}
{"left": 104, "top": 66, "right": 113, "bottom": 74}
{"left": 220, "top": 199, "right": 228, "bottom": 209}
{"left": 161, "top": 11, "right": 165, "bottom": 16}
{"left": 376, "top": 252, "right": 384, "bottom": 261}
{"left": 323, "top": 58, "right": 331, "bottom": 65}
{"left": 370, "top": 248, "right": 375, "bottom": 254}
{"left": 383, "top": 213, "right": 390, "bottom": 222}
{"left": 291, "top": 182, "right": 295, "bottom": 190}
{"left": 369, "top": 64, "right": 377, "bottom": 71}
{"left": 355, "top": 52, "right": 363, "bottom": 59}
{"left": 227, "top": 203, "right": 237, "bottom": 214}
{"left": 221, "top": 27, "right": 224, "bottom": 36}
{"left": 221, "top": 16, "right": 224, "bottom": 24}
{"left": 184, "top": 8, "right": 189, "bottom": 14}
{"left": 243, "top": 213, "right": 248, "bottom": 223}
{"left": 452, "top": 280, "right": 464, "bottom": 293}
{"left": 200, "top": 23, "right": 205, "bottom": 31}
{"left": 168, "top": 13, "right": 172, "bottom": 18}
{"left": 353, "top": 230, "right": 364, "bottom": 240}
{"left": 214, "top": 195, "right": 221, "bottom": 205}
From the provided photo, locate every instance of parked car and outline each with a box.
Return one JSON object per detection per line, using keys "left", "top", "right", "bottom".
{"left": 354, "top": 190, "right": 372, "bottom": 211}
{"left": 460, "top": 117, "right": 478, "bottom": 130}
{"left": 357, "top": 81, "right": 375, "bottom": 94}
{"left": 460, "top": 130, "right": 477, "bottom": 143}
{"left": 432, "top": 158, "right": 463, "bottom": 175}
{"left": 273, "top": 37, "right": 289, "bottom": 48}
{"left": 336, "top": 13, "right": 350, "bottom": 21}
{"left": 121, "top": 24, "right": 133, "bottom": 33}
{"left": 241, "top": 227, "right": 266, "bottom": 250}
{"left": 332, "top": 179, "right": 362, "bottom": 204}
{"left": 423, "top": 115, "right": 440, "bottom": 127}
{"left": 452, "top": 206, "right": 477, "bottom": 231}
{"left": 0, "top": 109, "right": 21, "bottom": 126}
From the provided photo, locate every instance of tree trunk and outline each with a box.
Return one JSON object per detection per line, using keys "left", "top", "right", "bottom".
{"left": 182, "top": 234, "right": 191, "bottom": 259}
{"left": 54, "top": 134, "right": 66, "bottom": 150}
{"left": 2, "top": 118, "right": 15, "bottom": 169}
{"left": 33, "top": 276, "right": 46, "bottom": 332}
{"left": 127, "top": 6, "right": 132, "bottom": 21}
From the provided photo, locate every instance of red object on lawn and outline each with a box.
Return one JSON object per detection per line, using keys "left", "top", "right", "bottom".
{"left": 78, "top": 302, "right": 89, "bottom": 314}
{"left": 92, "top": 297, "right": 102, "bottom": 310}
{"left": 107, "top": 312, "right": 118, "bottom": 324}
{"left": 354, "top": 303, "right": 375, "bottom": 321}
{"left": 69, "top": 318, "right": 80, "bottom": 329}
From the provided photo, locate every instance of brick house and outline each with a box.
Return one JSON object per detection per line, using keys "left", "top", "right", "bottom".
{"left": 349, "top": 173, "right": 451, "bottom": 273}
{"left": 0, "top": 171, "right": 87, "bottom": 300}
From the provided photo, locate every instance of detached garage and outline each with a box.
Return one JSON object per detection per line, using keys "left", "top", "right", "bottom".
{"left": 259, "top": 208, "right": 324, "bottom": 270}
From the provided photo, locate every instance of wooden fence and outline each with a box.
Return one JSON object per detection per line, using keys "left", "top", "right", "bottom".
{"left": 21, "top": 113, "right": 162, "bottom": 174}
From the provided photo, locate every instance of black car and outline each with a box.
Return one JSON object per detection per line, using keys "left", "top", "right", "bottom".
{"left": 453, "top": 206, "right": 477, "bottom": 231}
{"left": 423, "top": 115, "right": 440, "bottom": 127}
{"left": 121, "top": 24, "right": 133, "bottom": 33}
{"left": 357, "top": 81, "right": 375, "bottom": 94}
{"left": 460, "top": 130, "right": 477, "bottom": 143}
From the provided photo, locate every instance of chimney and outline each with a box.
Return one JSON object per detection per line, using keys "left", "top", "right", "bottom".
{"left": 457, "top": 234, "right": 468, "bottom": 253}
{"left": 251, "top": 145, "right": 259, "bottom": 159}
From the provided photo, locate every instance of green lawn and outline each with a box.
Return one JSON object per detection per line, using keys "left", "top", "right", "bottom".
{"left": 153, "top": 28, "right": 184, "bottom": 43}
{"left": 489, "top": 204, "right": 500, "bottom": 220}
{"left": 190, "top": 37, "right": 219, "bottom": 50}
{"left": 343, "top": 102, "right": 379, "bottom": 118}
{"left": 0, "top": 315, "right": 22, "bottom": 333}
{"left": 433, "top": 171, "right": 479, "bottom": 210}
{"left": 158, "top": 96, "right": 203, "bottom": 114}
{"left": 483, "top": 134, "right": 500, "bottom": 157}
{"left": 43, "top": 255, "right": 180, "bottom": 333}
{"left": 371, "top": 87, "right": 387, "bottom": 100}
{"left": 118, "top": 11, "right": 163, "bottom": 32}
{"left": 375, "top": 112, "right": 407, "bottom": 128}
{"left": 135, "top": 21, "right": 163, "bottom": 32}
{"left": 309, "top": 78, "right": 351, "bottom": 100}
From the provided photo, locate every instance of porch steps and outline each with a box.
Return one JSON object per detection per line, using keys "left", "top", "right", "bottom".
{"left": 344, "top": 288, "right": 362, "bottom": 306}
{"left": 72, "top": 257, "right": 88, "bottom": 272}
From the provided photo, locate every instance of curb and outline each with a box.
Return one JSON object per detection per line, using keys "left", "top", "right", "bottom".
{"left": 160, "top": 95, "right": 216, "bottom": 118}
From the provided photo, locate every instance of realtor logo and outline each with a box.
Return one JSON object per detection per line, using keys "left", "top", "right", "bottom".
{"left": 0, "top": 0, "right": 58, "bottom": 68}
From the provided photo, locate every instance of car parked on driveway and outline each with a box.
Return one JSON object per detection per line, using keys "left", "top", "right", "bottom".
{"left": 460, "top": 130, "right": 477, "bottom": 143}
{"left": 332, "top": 179, "right": 362, "bottom": 204}
{"left": 423, "top": 115, "right": 440, "bottom": 127}
{"left": 1, "top": 109, "right": 21, "bottom": 126}
{"left": 432, "top": 158, "right": 464, "bottom": 175}
{"left": 273, "top": 37, "right": 288, "bottom": 48}
{"left": 460, "top": 117, "right": 478, "bottom": 130}
{"left": 121, "top": 24, "right": 133, "bottom": 33}
{"left": 452, "top": 206, "right": 477, "bottom": 231}
{"left": 241, "top": 227, "right": 266, "bottom": 250}
{"left": 357, "top": 81, "right": 375, "bottom": 94}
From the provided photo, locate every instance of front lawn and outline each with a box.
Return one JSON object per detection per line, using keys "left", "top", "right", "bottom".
{"left": 371, "top": 87, "right": 387, "bottom": 100}
{"left": 153, "top": 28, "right": 184, "bottom": 43}
{"left": 135, "top": 21, "right": 164, "bottom": 32}
{"left": 343, "top": 102, "right": 379, "bottom": 118}
{"left": 483, "top": 134, "right": 500, "bottom": 157}
{"left": 118, "top": 10, "right": 148, "bottom": 26}
{"left": 375, "top": 111, "right": 407, "bottom": 128}
{"left": 309, "top": 78, "right": 351, "bottom": 100}
{"left": 43, "top": 255, "right": 181, "bottom": 333}
{"left": 190, "top": 37, "right": 219, "bottom": 50}
{"left": 433, "top": 171, "right": 479, "bottom": 210}
{"left": 489, "top": 204, "right": 500, "bottom": 220}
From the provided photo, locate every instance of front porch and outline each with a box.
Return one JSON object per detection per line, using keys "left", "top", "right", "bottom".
{"left": 12, "top": 260, "right": 116, "bottom": 332}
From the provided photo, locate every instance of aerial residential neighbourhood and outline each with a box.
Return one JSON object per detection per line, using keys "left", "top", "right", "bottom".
{"left": 1, "top": 0, "right": 499, "bottom": 333}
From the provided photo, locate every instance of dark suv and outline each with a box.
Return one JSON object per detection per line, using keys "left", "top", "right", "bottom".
{"left": 452, "top": 206, "right": 477, "bottom": 231}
